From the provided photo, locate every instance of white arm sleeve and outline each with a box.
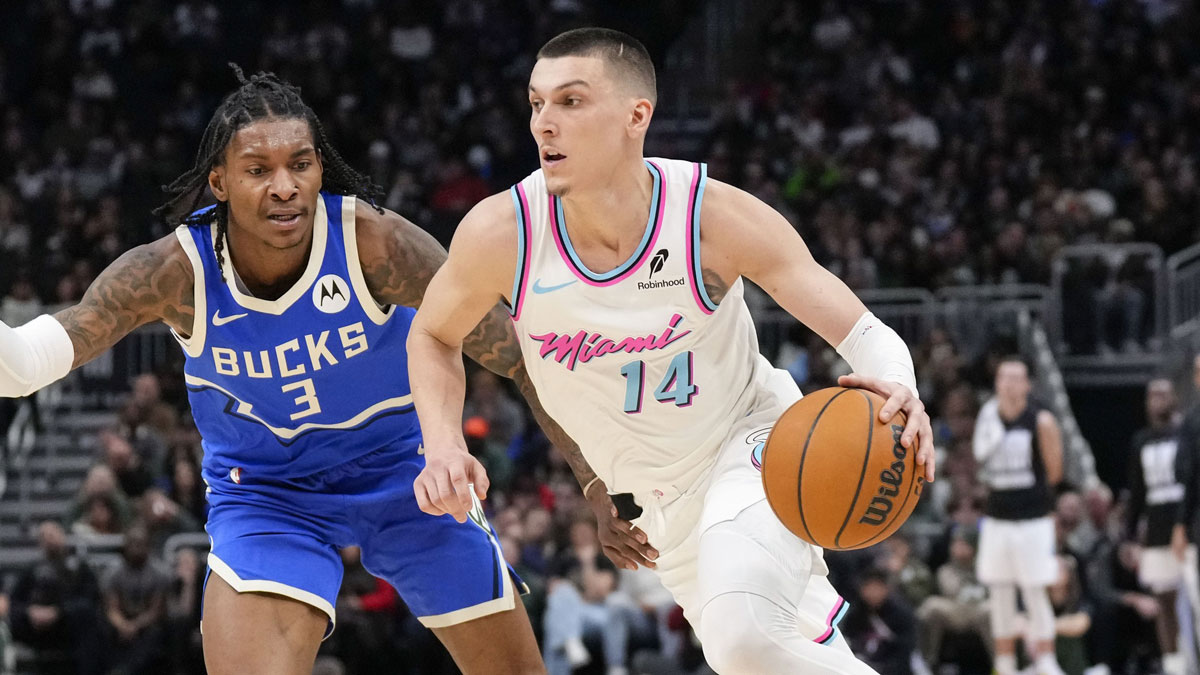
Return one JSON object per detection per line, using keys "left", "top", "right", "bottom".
{"left": 0, "top": 315, "right": 75, "bottom": 398}
{"left": 834, "top": 311, "right": 917, "bottom": 397}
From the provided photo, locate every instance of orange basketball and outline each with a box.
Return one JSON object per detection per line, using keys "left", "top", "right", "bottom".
{"left": 761, "top": 386, "right": 923, "bottom": 551}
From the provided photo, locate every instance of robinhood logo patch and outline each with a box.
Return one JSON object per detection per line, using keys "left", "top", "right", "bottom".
{"left": 640, "top": 248, "right": 684, "bottom": 290}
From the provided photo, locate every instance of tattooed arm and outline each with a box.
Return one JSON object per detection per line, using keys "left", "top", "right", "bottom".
{"left": 355, "top": 199, "right": 521, "bottom": 378}
{"left": 54, "top": 236, "right": 195, "bottom": 368}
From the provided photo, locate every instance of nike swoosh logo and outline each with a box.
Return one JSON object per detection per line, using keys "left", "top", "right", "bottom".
{"left": 212, "top": 311, "right": 249, "bottom": 326}
{"left": 531, "top": 278, "right": 577, "bottom": 294}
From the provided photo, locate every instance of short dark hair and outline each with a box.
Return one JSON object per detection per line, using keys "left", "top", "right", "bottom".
{"left": 155, "top": 65, "right": 383, "bottom": 280}
{"left": 997, "top": 354, "right": 1033, "bottom": 376}
{"left": 537, "top": 27, "right": 657, "bottom": 104}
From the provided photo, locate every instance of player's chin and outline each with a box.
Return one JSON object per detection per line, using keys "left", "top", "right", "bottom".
{"left": 544, "top": 176, "right": 570, "bottom": 197}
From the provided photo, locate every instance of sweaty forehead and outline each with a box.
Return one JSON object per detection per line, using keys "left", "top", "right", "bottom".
{"left": 227, "top": 118, "right": 314, "bottom": 158}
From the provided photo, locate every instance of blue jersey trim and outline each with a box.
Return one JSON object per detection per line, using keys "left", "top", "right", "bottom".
{"left": 688, "top": 163, "right": 718, "bottom": 312}
{"left": 552, "top": 160, "right": 663, "bottom": 282}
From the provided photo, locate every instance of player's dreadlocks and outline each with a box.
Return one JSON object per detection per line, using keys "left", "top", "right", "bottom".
{"left": 154, "top": 64, "right": 383, "bottom": 279}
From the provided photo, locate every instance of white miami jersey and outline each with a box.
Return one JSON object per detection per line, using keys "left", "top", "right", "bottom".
{"left": 508, "top": 158, "right": 763, "bottom": 496}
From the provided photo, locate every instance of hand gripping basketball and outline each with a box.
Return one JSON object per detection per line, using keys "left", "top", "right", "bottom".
{"left": 761, "top": 377, "right": 934, "bottom": 550}
{"left": 414, "top": 446, "right": 490, "bottom": 523}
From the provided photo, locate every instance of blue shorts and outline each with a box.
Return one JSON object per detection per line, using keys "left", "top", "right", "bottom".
{"left": 202, "top": 445, "right": 524, "bottom": 635}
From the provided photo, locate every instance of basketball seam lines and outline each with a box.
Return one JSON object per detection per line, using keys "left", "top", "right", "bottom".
{"left": 794, "top": 388, "right": 854, "bottom": 547}
{"left": 834, "top": 389, "right": 875, "bottom": 549}
{"left": 857, "top": 413, "right": 919, "bottom": 549}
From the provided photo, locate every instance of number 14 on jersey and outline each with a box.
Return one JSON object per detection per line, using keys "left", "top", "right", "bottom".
{"left": 619, "top": 351, "right": 698, "bottom": 414}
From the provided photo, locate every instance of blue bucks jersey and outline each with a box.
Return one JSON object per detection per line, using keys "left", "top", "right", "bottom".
{"left": 173, "top": 193, "right": 420, "bottom": 479}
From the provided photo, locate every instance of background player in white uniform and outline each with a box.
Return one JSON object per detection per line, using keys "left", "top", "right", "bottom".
{"left": 1129, "top": 378, "right": 1193, "bottom": 675}
{"left": 973, "top": 357, "right": 1065, "bottom": 675}
{"left": 407, "top": 28, "right": 936, "bottom": 674}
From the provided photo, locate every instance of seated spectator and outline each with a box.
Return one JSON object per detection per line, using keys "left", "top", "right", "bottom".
{"left": 543, "top": 516, "right": 633, "bottom": 675}
{"left": 917, "top": 526, "right": 990, "bottom": 668}
{"left": 880, "top": 531, "right": 934, "bottom": 608}
{"left": 100, "top": 429, "right": 153, "bottom": 499}
{"left": 139, "top": 487, "right": 201, "bottom": 552}
{"left": 1045, "top": 556, "right": 1092, "bottom": 675}
{"left": 8, "top": 521, "right": 102, "bottom": 675}
{"left": 160, "top": 445, "right": 207, "bottom": 525}
{"left": 65, "top": 464, "right": 134, "bottom": 531}
{"left": 72, "top": 492, "right": 124, "bottom": 538}
{"left": 101, "top": 525, "right": 169, "bottom": 674}
{"left": 841, "top": 569, "right": 918, "bottom": 675}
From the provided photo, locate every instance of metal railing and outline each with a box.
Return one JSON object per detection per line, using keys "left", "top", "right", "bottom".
{"left": 1167, "top": 240, "right": 1200, "bottom": 343}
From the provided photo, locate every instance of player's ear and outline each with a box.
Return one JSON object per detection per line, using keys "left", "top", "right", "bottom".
{"left": 208, "top": 166, "right": 227, "bottom": 202}
{"left": 628, "top": 98, "right": 653, "bottom": 138}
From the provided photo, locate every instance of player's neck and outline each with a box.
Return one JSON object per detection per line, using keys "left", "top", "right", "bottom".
{"left": 559, "top": 160, "right": 655, "bottom": 250}
{"left": 225, "top": 224, "right": 314, "bottom": 300}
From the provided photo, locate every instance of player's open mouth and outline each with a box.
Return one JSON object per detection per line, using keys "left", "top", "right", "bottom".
{"left": 267, "top": 212, "right": 303, "bottom": 228}
{"left": 542, "top": 150, "right": 566, "bottom": 166}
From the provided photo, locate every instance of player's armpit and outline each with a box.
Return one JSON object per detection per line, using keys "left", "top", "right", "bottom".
{"left": 54, "top": 235, "right": 193, "bottom": 369}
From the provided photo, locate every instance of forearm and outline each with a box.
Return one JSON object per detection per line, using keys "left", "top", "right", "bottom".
{"left": 461, "top": 305, "right": 524, "bottom": 378}
{"left": 408, "top": 328, "right": 470, "bottom": 450}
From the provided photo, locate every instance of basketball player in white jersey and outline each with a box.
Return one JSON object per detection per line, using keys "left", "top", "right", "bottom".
{"left": 408, "top": 28, "right": 934, "bottom": 674}
{"left": 973, "top": 357, "right": 1065, "bottom": 675}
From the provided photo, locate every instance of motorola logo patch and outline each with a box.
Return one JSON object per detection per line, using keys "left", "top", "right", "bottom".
{"left": 313, "top": 274, "right": 350, "bottom": 314}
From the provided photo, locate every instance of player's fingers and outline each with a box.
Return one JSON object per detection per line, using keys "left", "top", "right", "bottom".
{"left": 448, "top": 466, "right": 473, "bottom": 519}
{"left": 837, "top": 373, "right": 866, "bottom": 388}
{"left": 432, "top": 470, "right": 463, "bottom": 522}
{"left": 470, "top": 459, "right": 491, "bottom": 500}
{"left": 879, "top": 390, "right": 910, "bottom": 424}
{"left": 898, "top": 401, "right": 924, "bottom": 447}
{"left": 919, "top": 419, "right": 936, "bottom": 481}
{"left": 621, "top": 524, "right": 657, "bottom": 556}
{"left": 414, "top": 477, "right": 443, "bottom": 517}
{"left": 601, "top": 545, "right": 639, "bottom": 571}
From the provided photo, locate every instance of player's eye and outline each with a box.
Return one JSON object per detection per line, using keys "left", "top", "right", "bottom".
{"left": 294, "top": 161, "right": 311, "bottom": 171}
{"left": 530, "top": 100, "right": 543, "bottom": 111}
{"left": 247, "top": 167, "right": 265, "bottom": 176}
{"left": 565, "top": 97, "right": 581, "bottom": 106}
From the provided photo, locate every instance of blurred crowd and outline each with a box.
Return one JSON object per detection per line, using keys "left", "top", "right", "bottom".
{"left": 0, "top": 0, "right": 1199, "bottom": 673}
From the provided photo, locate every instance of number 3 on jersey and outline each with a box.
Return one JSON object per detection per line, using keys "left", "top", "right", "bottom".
{"left": 619, "top": 351, "right": 698, "bottom": 414}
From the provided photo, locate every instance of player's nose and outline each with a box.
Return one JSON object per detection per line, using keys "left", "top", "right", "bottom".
{"left": 267, "top": 167, "right": 299, "bottom": 200}
{"left": 531, "top": 107, "right": 557, "bottom": 136}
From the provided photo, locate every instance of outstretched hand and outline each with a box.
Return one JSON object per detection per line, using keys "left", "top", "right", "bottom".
{"left": 839, "top": 374, "right": 936, "bottom": 482}
{"left": 414, "top": 446, "right": 490, "bottom": 523}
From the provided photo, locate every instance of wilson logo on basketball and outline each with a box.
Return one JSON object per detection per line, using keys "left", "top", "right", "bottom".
{"left": 859, "top": 425, "right": 909, "bottom": 526}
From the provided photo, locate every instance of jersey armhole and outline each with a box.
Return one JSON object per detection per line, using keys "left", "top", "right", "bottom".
{"left": 172, "top": 225, "right": 207, "bottom": 357}
{"left": 685, "top": 162, "right": 719, "bottom": 314}
{"left": 343, "top": 196, "right": 395, "bottom": 326}
{"left": 507, "top": 184, "right": 532, "bottom": 321}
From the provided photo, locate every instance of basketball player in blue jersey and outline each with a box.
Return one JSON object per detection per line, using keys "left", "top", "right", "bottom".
{"left": 409, "top": 28, "right": 936, "bottom": 675}
{"left": 0, "top": 68, "right": 630, "bottom": 675}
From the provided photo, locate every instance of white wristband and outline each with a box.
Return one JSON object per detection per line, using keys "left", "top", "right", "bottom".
{"left": 835, "top": 311, "right": 917, "bottom": 397}
{"left": 0, "top": 315, "right": 75, "bottom": 397}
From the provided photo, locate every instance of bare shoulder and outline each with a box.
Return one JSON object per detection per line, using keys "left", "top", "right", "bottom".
{"left": 1037, "top": 409, "right": 1060, "bottom": 428}
{"left": 693, "top": 178, "right": 763, "bottom": 302}
{"left": 352, "top": 198, "right": 447, "bottom": 309}
{"left": 453, "top": 191, "right": 518, "bottom": 252}
{"left": 55, "top": 231, "right": 194, "bottom": 367}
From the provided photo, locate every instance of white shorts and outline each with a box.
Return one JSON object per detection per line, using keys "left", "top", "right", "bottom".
{"left": 976, "top": 516, "right": 1058, "bottom": 586}
{"left": 1140, "top": 545, "right": 1195, "bottom": 593}
{"left": 626, "top": 365, "right": 846, "bottom": 643}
